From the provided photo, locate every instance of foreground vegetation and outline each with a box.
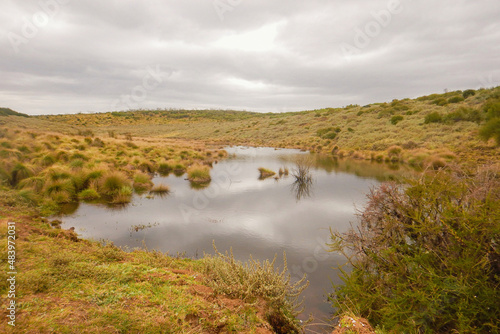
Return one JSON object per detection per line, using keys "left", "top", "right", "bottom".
{"left": 329, "top": 166, "right": 500, "bottom": 333}
{"left": 0, "top": 188, "right": 306, "bottom": 333}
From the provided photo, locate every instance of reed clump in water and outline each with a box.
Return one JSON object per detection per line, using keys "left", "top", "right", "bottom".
{"left": 187, "top": 164, "right": 211, "bottom": 184}
{"left": 292, "top": 157, "right": 313, "bottom": 184}
{"left": 149, "top": 183, "right": 170, "bottom": 195}
{"left": 258, "top": 167, "right": 276, "bottom": 179}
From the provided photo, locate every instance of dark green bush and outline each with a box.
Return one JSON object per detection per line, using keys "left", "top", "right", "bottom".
{"left": 483, "top": 99, "right": 500, "bottom": 120}
{"left": 431, "top": 98, "right": 448, "bottom": 106}
{"left": 424, "top": 112, "right": 443, "bottom": 124}
{"left": 317, "top": 127, "right": 338, "bottom": 140}
{"left": 480, "top": 118, "right": 500, "bottom": 146}
{"left": 329, "top": 167, "right": 500, "bottom": 333}
{"left": 448, "top": 96, "right": 465, "bottom": 103}
{"left": 479, "top": 98, "right": 500, "bottom": 145}
{"left": 444, "top": 107, "right": 482, "bottom": 123}
{"left": 390, "top": 115, "right": 403, "bottom": 125}
{"left": 462, "top": 89, "right": 476, "bottom": 99}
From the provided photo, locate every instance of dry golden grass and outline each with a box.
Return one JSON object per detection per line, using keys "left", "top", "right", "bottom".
{"left": 31, "top": 86, "right": 500, "bottom": 166}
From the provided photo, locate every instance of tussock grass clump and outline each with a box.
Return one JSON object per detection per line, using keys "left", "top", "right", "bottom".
{"left": 111, "top": 186, "right": 133, "bottom": 204}
{"left": 69, "top": 159, "right": 85, "bottom": 169}
{"left": 78, "top": 188, "right": 100, "bottom": 201}
{"left": 149, "top": 183, "right": 170, "bottom": 195}
{"left": 187, "top": 164, "right": 211, "bottom": 184}
{"left": 158, "top": 162, "right": 173, "bottom": 176}
{"left": 258, "top": 167, "right": 276, "bottom": 179}
{"left": 387, "top": 145, "right": 403, "bottom": 162}
{"left": 18, "top": 176, "right": 45, "bottom": 192}
{"left": 133, "top": 172, "right": 153, "bottom": 192}
{"left": 173, "top": 163, "right": 186, "bottom": 176}
{"left": 291, "top": 157, "right": 313, "bottom": 184}
{"left": 203, "top": 244, "right": 308, "bottom": 334}
{"left": 100, "top": 172, "right": 131, "bottom": 196}
{"left": 138, "top": 160, "right": 155, "bottom": 173}
{"left": 10, "top": 163, "right": 33, "bottom": 186}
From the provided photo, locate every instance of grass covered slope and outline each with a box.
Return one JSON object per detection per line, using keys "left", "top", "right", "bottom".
{"left": 38, "top": 86, "right": 500, "bottom": 165}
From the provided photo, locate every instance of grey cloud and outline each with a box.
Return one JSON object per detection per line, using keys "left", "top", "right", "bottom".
{"left": 1, "top": 0, "right": 499, "bottom": 115}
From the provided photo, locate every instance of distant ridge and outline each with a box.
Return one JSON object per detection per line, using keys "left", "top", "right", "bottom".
{"left": 0, "top": 107, "right": 29, "bottom": 117}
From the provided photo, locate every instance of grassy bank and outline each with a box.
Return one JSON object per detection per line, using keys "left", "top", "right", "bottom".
{"left": 0, "top": 122, "right": 226, "bottom": 216}
{"left": 0, "top": 188, "right": 306, "bottom": 333}
{"left": 0, "top": 122, "right": 305, "bottom": 333}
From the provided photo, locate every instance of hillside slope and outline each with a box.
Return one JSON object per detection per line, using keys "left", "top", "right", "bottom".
{"left": 36, "top": 87, "right": 500, "bottom": 166}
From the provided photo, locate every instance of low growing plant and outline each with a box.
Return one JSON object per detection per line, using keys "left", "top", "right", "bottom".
{"left": 203, "top": 244, "right": 309, "bottom": 334}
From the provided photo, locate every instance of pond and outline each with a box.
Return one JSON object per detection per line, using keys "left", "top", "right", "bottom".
{"left": 58, "top": 147, "right": 410, "bottom": 332}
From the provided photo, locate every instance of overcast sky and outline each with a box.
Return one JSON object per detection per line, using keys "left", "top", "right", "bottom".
{"left": 1, "top": 0, "right": 499, "bottom": 115}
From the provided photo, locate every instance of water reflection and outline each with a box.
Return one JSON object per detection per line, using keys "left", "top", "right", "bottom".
{"left": 291, "top": 178, "right": 313, "bottom": 201}
{"left": 57, "top": 147, "right": 415, "bottom": 333}
{"left": 290, "top": 156, "right": 315, "bottom": 201}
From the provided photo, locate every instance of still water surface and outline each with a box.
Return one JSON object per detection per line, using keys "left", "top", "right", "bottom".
{"left": 59, "top": 147, "right": 407, "bottom": 332}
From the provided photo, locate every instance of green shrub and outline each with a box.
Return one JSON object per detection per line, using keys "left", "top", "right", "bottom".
{"left": 479, "top": 98, "right": 500, "bottom": 145}
{"left": 424, "top": 112, "right": 443, "bottom": 124}
{"left": 329, "top": 167, "right": 500, "bottom": 333}
{"left": 390, "top": 115, "right": 403, "bottom": 125}
{"left": 431, "top": 98, "right": 448, "bottom": 106}
{"left": 444, "top": 107, "right": 482, "bottom": 123}
{"left": 448, "top": 96, "right": 465, "bottom": 103}
{"left": 480, "top": 118, "right": 500, "bottom": 146}
{"left": 462, "top": 89, "right": 476, "bottom": 99}
{"left": 483, "top": 99, "right": 500, "bottom": 120}
{"left": 316, "top": 127, "right": 338, "bottom": 140}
